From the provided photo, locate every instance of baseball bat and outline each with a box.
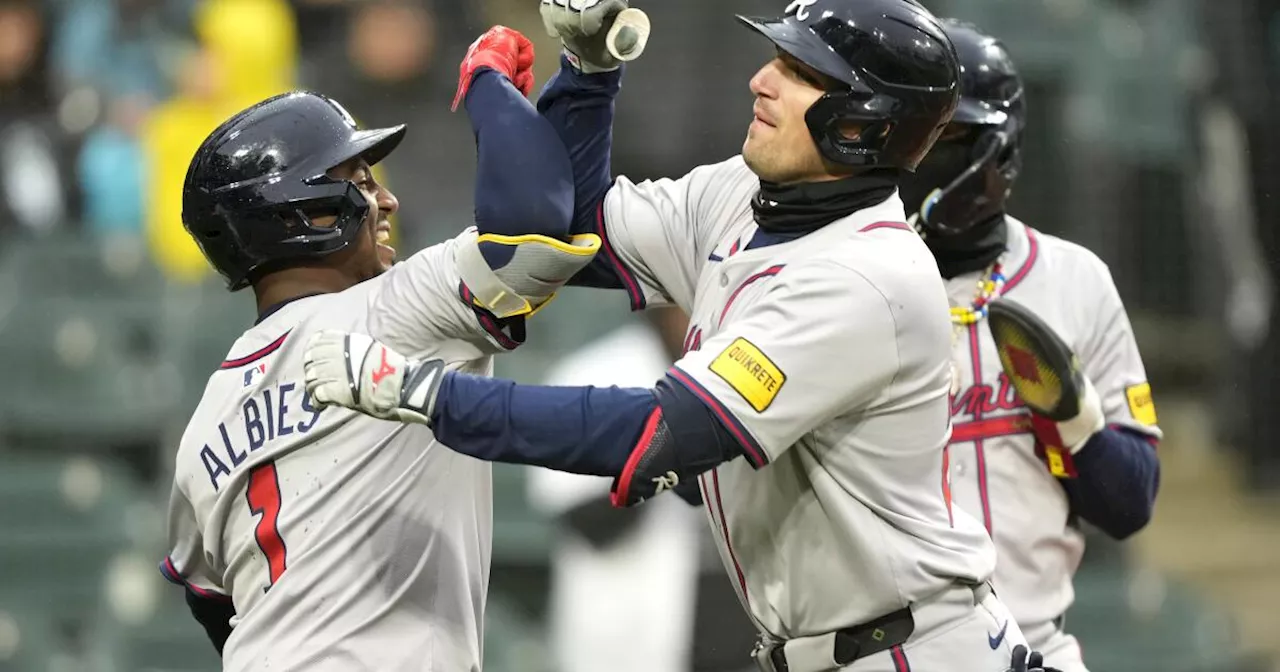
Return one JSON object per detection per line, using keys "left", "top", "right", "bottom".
{"left": 605, "top": 7, "right": 651, "bottom": 62}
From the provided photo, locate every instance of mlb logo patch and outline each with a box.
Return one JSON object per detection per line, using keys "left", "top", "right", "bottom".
{"left": 243, "top": 363, "right": 267, "bottom": 387}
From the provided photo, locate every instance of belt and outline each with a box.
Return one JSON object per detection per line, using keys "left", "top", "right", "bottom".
{"left": 752, "top": 583, "right": 992, "bottom": 672}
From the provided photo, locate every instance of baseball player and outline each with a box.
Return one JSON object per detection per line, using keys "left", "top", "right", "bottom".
{"left": 301, "top": 2, "right": 1060, "bottom": 670}
{"left": 896, "top": 20, "right": 1162, "bottom": 672}
{"left": 158, "top": 29, "right": 603, "bottom": 671}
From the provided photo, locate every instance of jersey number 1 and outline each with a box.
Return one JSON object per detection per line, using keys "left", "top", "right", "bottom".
{"left": 247, "top": 462, "right": 288, "bottom": 587}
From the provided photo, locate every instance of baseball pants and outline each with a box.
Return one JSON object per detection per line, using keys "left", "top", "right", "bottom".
{"left": 1021, "top": 619, "right": 1087, "bottom": 672}
{"left": 838, "top": 583, "right": 1027, "bottom": 672}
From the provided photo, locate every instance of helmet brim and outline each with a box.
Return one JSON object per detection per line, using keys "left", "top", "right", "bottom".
{"left": 346, "top": 124, "right": 407, "bottom": 168}
{"left": 950, "top": 98, "right": 1009, "bottom": 126}
{"left": 736, "top": 14, "right": 870, "bottom": 92}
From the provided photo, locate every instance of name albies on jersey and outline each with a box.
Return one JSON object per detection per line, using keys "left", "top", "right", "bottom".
{"left": 160, "top": 233, "right": 513, "bottom": 672}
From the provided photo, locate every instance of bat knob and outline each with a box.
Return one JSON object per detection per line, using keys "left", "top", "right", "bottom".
{"left": 606, "top": 8, "right": 651, "bottom": 62}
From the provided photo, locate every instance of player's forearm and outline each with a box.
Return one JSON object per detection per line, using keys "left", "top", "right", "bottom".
{"left": 466, "top": 69, "right": 574, "bottom": 239}
{"left": 536, "top": 53, "right": 622, "bottom": 237}
{"left": 430, "top": 370, "right": 744, "bottom": 490}
{"left": 430, "top": 369, "right": 654, "bottom": 474}
{"left": 534, "top": 55, "right": 633, "bottom": 291}
{"left": 1061, "top": 426, "right": 1160, "bottom": 540}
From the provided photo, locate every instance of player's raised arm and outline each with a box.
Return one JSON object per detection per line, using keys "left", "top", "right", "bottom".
{"left": 368, "top": 26, "right": 604, "bottom": 357}
{"left": 454, "top": 2, "right": 756, "bottom": 313}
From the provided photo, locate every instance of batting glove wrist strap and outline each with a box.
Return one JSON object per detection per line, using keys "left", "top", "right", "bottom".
{"left": 454, "top": 228, "right": 601, "bottom": 319}
{"left": 540, "top": 0, "right": 649, "bottom": 73}
{"left": 303, "top": 331, "right": 444, "bottom": 426}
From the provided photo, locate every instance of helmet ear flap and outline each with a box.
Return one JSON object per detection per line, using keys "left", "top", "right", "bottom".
{"left": 805, "top": 91, "right": 890, "bottom": 168}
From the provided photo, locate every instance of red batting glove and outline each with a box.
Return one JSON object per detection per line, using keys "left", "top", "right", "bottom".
{"left": 451, "top": 25, "right": 536, "bottom": 112}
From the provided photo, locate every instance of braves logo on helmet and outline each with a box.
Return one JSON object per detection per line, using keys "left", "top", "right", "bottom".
{"left": 785, "top": 0, "right": 819, "bottom": 20}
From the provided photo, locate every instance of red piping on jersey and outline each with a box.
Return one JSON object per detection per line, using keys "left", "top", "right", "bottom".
{"left": 891, "top": 645, "right": 912, "bottom": 672}
{"left": 710, "top": 469, "right": 754, "bottom": 619}
{"left": 457, "top": 283, "right": 522, "bottom": 351}
{"left": 719, "top": 264, "right": 786, "bottom": 327}
{"left": 859, "top": 220, "right": 913, "bottom": 233}
{"left": 1002, "top": 225, "right": 1040, "bottom": 292}
{"left": 668, "top": 366, "right": 770, "bottom": 468}
{"left": 596, "top": 201, "right": 646, "bottom": 311}
{"left": 966, "top": 323, "right": 994, "bottom": 535}
{"left": 159, "top": 556, "right": 232, "bottom": 601}
{"left": 220, "top": 331, "right": 291, "bottom": 370}
{"left": 611, "top": 407, "right": 664, "bottom": 507}
{"left": 1110, "top": 422, "right": 1161, "bottom": 448}
{"left": 951, "top": 414, "right": 1033, "bottom": 443}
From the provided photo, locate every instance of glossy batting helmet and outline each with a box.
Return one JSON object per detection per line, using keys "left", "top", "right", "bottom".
{"left": 737, "top": 0, "right": 961, "bottom": 171}
{"left": 901, "top": 19, "right": 1026, "bottom": 236}
{"left": 182, "top": 91, "right": 406, "bottom": 291}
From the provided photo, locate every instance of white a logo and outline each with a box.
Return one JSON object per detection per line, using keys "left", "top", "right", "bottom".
{"left": 785, "top": 0, "right": 819, "bottom": 20}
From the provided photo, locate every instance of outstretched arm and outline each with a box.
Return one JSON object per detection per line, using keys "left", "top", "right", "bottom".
{"left": 305, "top": 262, "right": 897, "bottom": 507}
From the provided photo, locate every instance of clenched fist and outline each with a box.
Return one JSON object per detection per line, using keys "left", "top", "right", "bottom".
{"left": 303, "top": 331, "right": 444, "bottom": 426}
{"left": 540, "top": 0, "right": 650, "bottom": 73}
{"left": 453, "top": 25, "right": 536, "bottom": 112}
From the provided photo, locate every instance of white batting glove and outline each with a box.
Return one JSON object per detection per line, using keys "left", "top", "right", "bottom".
{"left": 302, "top": 331, "right": 444, "bottom": 426}
{"left": 540, "top": 0, "right": 650, "bottom": 73}
{"left": 1034, "top": 375, "right": 1105, "bottom": 454}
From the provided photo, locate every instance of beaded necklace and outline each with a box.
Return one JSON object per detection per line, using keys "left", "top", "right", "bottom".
{"left": 950, "top": 261, "right": 1006, "bottom": 326}
{"left": 947, "top": 260, "right": 1005, "bottom": 397}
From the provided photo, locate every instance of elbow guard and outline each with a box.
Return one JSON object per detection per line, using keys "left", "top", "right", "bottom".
{"left": 609, "top": 374, "right": 747, "bottom": 507}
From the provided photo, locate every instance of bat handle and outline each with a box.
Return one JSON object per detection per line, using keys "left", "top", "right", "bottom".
{"left": 605, "top": 7, "right": 651, "bottom": 62}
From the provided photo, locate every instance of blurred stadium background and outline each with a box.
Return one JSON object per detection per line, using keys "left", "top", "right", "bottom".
{"left": 0, "top": 0, "right": 1277, "bottom": 670}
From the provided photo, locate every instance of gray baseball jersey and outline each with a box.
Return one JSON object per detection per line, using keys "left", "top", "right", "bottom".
{"left": 944, "top": 219, "right": 1162, "bottom": 635}
{"left": 161, "top": 232, "right": 512, "bottom": 672}
{"left": 598, "top": 155, "right": 997, "bottom": 639}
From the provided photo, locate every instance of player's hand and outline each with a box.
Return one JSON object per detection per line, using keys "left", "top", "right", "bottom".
{"left": 452, "top": 25, "right": 536, "bottom": 112}
{"left": 540, "top": 0, "right": 650, "bottom": 73}
{"left": 454, "top": 228, "right": 602, "bottom": 319}
{"left": 302, "top": 330, "right": 444, "bottom": 426}
{"left": 987, "top": 299, "right": 1105, "bottom": 465}
{"left": 1007, "top": 644, "right": 1063, "bottom": 672}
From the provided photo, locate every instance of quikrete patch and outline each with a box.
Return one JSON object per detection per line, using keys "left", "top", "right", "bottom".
{"left": 709, "top": 338, "right": 786, "bottom": 412}
{"left": 1125, "top": 382, "right": 1157, "bottom": 426}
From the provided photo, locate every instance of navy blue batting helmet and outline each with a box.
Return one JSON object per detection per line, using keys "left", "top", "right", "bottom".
{"left": 182, "top": 91, "right": 406, "bottom": 291}
{"left": 901, "top": 19, "right": 1026, "bottom": 236}
{"left": 737, "top": 0, "right": 962, "bottom": 171}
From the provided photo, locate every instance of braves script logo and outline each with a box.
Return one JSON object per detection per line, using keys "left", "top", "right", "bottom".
{"left": 370, "top": 347, "right": 397, "bottom": 387}
{"left": 785, "top": 0, "right": 819, "bottom": 20}
{"left": 950, "top": 372, "right": 1024, "bottom": 417}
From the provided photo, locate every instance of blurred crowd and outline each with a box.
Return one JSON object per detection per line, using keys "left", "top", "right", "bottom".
{"left": 0, "top": 0, "right": 803, "bottom": 276}
{"left": 0, "top": 0, "right": 516, "bottom": 278}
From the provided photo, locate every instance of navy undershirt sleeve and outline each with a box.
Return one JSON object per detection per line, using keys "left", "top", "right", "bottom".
{"left": 1061, "top": 426, "right": 1160, "bottom": 540}
{"left": 429, "top": 370, "right": 747, "bottom": 478}
{"left": 536, "top": 55, "right": 627, "bottom": 289}
{"left": 464, "top": 69, "right": 574, "bottom": 240}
